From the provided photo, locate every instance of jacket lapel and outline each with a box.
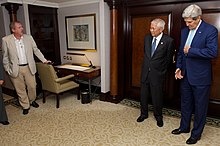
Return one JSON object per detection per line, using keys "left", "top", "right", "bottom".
{"left": 145, "top": 36, "right": 152, "bottom": 58}
{"left": 22, "top": 35, "right": 28, "bottom": 55}
{"left": 191, "top": 21, "right": 204, "bottom": 47}
{"left": 9, "top": 35, "right": 19, "bottom": 58}
{"left": 152, "top": 34, "right": 165, "bottom": 57}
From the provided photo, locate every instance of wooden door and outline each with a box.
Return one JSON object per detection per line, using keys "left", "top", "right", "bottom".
{"left": 201, "top": 10, "right": 220, "bottom": 117}
{"left": 124, "top": 4, "right": 181, "bottom": 108}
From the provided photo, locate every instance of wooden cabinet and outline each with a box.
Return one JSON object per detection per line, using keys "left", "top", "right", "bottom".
{"left": 28, "top": 5, "right": 61, "bottom": 65}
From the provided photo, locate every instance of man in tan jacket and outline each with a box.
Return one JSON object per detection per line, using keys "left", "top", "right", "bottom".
{"left": 2, "top": 21, "right": 51, "bottom": 115}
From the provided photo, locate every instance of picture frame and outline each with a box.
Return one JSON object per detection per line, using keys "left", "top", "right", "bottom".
{"left": 65, "top": 14, "right": 96, "bottom": 51}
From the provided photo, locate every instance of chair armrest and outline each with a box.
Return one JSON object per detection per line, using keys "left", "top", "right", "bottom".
{"left": 55, "top": 74, "right": 75, "bottom": 83}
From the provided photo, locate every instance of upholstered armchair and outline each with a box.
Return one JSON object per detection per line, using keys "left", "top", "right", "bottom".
{"left": 36, "top": 62, "right": 80, "bottom": 108}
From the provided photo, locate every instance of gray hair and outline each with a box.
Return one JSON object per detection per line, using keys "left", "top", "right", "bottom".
{"left": 151, "top": 18, "right": 165, "bottom": 30}
{"left": 182, "top": 4, "right": 202, "bottom": 20}
{"left": 9, "top": 21, "right": 22, "bottom": 30}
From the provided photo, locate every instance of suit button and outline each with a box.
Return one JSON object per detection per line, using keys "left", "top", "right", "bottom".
{"left": 149, "top": 68, "right": 151, "bottom": 71}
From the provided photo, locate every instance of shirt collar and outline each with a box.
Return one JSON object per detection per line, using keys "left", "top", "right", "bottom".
{"left": 154, "top": 32, "right": 163, "bottom": 41}
{"left": 193, "top": 20, "right": 202, "bottom": 32}
{"left": 13, "top": 35, "right": 23, "bottom": 41}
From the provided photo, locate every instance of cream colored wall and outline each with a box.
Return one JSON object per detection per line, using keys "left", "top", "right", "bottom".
{"left": 58, "top": 3, "right": 100, "bottom": 66}
{"left": 57, "top": 1, "right": 110, "bottom": 93}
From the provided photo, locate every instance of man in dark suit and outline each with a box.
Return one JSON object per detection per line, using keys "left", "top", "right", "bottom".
{"left": 137, "top": 18, "right": 175, "bottom": 127}
{"left": 171, "top": 4, "right": 218, "bottom": 145}
{"left": 0, "top": 62, "right": 9, "bottom": 125}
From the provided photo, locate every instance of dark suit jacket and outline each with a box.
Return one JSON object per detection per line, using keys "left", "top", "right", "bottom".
{"left": 141, "top": 34, "right": 175, "bottom": 85}
{"left": 0, "top": 61, "right": 8, "bottom": 122}
{"left": 176, "top": 21, "right": 218, "bottom": 85}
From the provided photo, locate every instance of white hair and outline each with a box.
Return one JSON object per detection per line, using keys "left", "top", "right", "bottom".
{"left": 182, "top": 4, "right": 202, "bottom": 19}
{"left": 151, "top": 18, "right": 165, "bottom": 30}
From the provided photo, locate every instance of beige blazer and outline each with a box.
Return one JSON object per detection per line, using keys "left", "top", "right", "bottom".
{"left": 2, "top": 34, "right": 47, "bottom": 78}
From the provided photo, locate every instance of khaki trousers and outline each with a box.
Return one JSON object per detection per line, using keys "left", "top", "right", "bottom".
{"left": 10, "top": 66, "right": 36, "bottom": 109}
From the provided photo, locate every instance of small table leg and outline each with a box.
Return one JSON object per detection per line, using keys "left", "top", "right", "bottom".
{"left": 88, "top": 79, "right": 92, "bottom": 98}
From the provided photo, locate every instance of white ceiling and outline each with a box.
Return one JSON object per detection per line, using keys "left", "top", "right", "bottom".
{"left": 38, "top": 0, "right": 99, "bottom": 7}
{"left": 0, "top": 0, "right": 74, "bottom": 4}
{"left": 39, "top": 0, "right": 75, "bottom": 3}
{"left": 0, "top": 0, "right": 99, "bottom": 8}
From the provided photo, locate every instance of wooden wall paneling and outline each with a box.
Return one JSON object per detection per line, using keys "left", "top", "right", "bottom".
{"left": 180, "top": 1, "right": 220, "bottom": 117}
{"left": 197, "top": 1, "right": 220, "bottom": 117}
{"left": 124, "top": 4, "right": 182, "bottom": 105}
{"left": 116, "top": 0, "right": 220, "bottom": 117}
{"left": 165, "top": 5, "right": 183, "bottom": 109}
{"left": 131, "top": 15, "right": 169, "bottom": 87}
{"left": 117, "top": 6, "right": 127, "bottom": 99}
{"left": 202, "top": 11, "right": 220, "bottom": 102}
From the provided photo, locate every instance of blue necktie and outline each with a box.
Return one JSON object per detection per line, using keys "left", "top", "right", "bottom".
{"left": 185, "top": 29, "right": 195, "bottom": 46}
{"left": 151, "top": 38, "right": 157, "bottom": 56}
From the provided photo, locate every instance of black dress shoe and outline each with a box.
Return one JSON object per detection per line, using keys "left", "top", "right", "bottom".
{"left": 23, "top": 108, "right": 30, "bottom": 115}
{"left": 31, "top": 101, "right": 39, "bottom": 108}
{"left": 171, "top": 128, "right": 190, "bottom": 135}
{"left": 186, "top": 136, "right": 201, "bottom": 145}
{"left": 137, "top": 115, "right": 148, "bottom": 122}
{"left": 157, "top": 119, "right": 163, "bottom": 127}
{"left": 0, "top": 121, "right": 10, "bottom": 125}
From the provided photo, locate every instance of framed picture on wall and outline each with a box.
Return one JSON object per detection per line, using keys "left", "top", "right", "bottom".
{"left": 65, "top": 14, "right": 96, "bottom": 51}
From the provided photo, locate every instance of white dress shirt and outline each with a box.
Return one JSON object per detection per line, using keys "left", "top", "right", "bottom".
{"left": 14, "top": 36, "right": 28, "bottom": 65}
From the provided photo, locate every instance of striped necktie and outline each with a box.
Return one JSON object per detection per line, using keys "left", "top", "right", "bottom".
{"left": 151, "top": 38, "right": 157, "bottom": 56}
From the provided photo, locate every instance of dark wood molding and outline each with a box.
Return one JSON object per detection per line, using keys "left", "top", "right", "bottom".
{"left": 1, "top": 3, "right": 21, "bottom": 22}
{"left": 104, "top": 1, "right": 121, "bottom": 98}
{"left": 100, "top": 92, "right": 122, "bottom": 104}
{"left": 104, "top": 0, "right": 123, "bottom": 9}
{"left": 124, "top": 0, "right": 217, "bottom": 7}
{"left": 109, "top": 9, "right": 119, "bottom": 97}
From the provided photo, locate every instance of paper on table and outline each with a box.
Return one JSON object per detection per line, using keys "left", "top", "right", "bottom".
{"left": 56, "top": 64, "right": 90, "bottom": 71}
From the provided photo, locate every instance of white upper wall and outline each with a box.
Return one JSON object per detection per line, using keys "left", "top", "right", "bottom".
{"left": 57, "top": 1, "right": 110, "bottom": 93}
{"left": 0, "top": 0, "right": 59, "bottom": 7}
{"left": 58, "top": 3, "right": 100, "bottom": 66}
